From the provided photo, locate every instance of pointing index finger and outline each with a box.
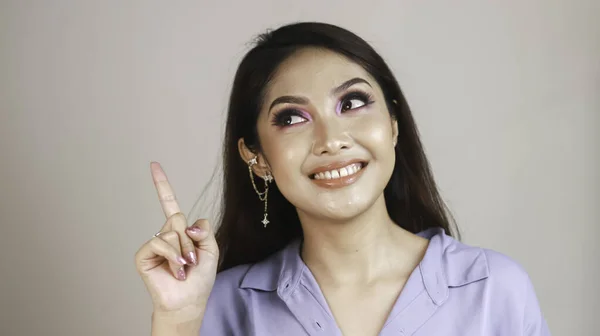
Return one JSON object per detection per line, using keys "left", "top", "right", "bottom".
{"left": 150, "top": 162, "right": 181, "bottom": 219}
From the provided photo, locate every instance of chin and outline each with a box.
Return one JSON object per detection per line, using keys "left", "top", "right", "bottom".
{"left": 313, "top": 192, "right": 377, "bottom": 221}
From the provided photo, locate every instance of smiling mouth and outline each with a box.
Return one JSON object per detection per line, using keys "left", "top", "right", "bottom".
{"left": 308, "top": 161, "right": 368, "bottom": 189}
{"left": 309, "top": 162, "right": 367, "bottom": 180}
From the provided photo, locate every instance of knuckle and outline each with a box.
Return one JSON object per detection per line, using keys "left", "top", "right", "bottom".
{"left": 159, "top": 193, "right": 177, "bottom": 202}
{"left": 149, "top": 237, "right": 163, "bottom": 248}
{"left": 181, "top": 241, "right": 195, "bottom": 250}
{"left": 160, "top": 231, "right": 179, "bottom": 242}
{"left": 168, "top": 212, "right": 188, "bottom": 227}
{"left": 134, "top": 249, "right": 142, "bottom": 262}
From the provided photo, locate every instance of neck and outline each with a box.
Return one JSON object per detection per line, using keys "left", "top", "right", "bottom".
{"left": 298, "top": 194, "right": 417, "bottom": 285}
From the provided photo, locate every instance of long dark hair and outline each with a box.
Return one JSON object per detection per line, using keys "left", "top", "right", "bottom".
{"left": 215, "top": 22, "right": 458, "bottom": 272}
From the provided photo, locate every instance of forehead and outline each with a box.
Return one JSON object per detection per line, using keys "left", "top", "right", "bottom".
{"left": 264, "top": 48, "right": 376, "bottom": 100}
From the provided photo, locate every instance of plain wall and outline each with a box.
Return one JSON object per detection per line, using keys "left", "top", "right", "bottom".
{"left": 0, "top": 1, "right": 598, "bottom": 335}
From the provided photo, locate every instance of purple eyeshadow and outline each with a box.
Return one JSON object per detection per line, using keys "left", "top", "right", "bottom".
{"left": 298, "top": 109, "right": 313, "bottom": 121}
{"left": 335, "top": 101, "right": 343, "bottom": 115}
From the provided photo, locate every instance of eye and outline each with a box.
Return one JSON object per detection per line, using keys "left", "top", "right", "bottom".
{"left": 339, "top": 91, "right": 373, "bottom": 113}
{"left": 340, "top": 98, "right": 366, "bottom": 112}
{"left": 282, "top": 114, "right": 306, "bottom": 126}
{"left": 271, "top": 110, "right": 309, "bottom": 127}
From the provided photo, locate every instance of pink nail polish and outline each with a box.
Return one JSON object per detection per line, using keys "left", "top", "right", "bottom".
{"left": 177, "top": 267, "right": 186, "bottom": 280}
{"left": 187, "top": 227, "right": 205, "bottom": 234}
{"left": 187, "top": 251, "right": 197, "bottom": 265}
{"left": 176, "top": 256, "right": 187, "bottom": 265}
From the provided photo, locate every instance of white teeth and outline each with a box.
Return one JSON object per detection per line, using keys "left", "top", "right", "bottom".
{"left": 313, "top": 163, "right": 364, "bottom": 180}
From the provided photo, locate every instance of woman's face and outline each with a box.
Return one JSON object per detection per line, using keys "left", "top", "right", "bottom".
{"left": 245, "top": 48, "right": 398, "bottom": 221}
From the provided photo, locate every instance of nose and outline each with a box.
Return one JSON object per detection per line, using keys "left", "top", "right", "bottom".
{"left": 311, "top": 117, "right": 353, "bottom": 156}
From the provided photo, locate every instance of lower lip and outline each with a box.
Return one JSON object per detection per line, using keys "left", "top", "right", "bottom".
{"left": 310, "top": 165, "right": 367, "bottom": 189}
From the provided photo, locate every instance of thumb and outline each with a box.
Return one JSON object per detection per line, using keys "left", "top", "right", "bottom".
{"left": 186, "top": 219, "right": 219, "bottom": 258}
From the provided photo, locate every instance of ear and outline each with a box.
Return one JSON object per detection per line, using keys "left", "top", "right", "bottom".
{"left": 391, "top": 119, "right": 399, "bottom": 147}
{"left": 238, "top": 138, "right": 271, "bottom": 178}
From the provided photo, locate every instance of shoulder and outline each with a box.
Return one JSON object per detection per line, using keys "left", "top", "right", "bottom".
{"left": 443, "top": 236, "right": 532, "bottom": 297}
{"left": 481, "top": 248, "right": 531, "bottom": 288}
{"left": 425, "top": 228, "right": 532, "bottom": 291}
{"left": 423, "top": 228, "right": 536, "bottom": 306}
{"left": 436, "top": 235, "right": 549, "bottom": 334}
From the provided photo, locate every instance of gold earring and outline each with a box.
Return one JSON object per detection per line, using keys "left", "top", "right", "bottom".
{"left": 247, "top": 156, "right": 273, "bottom": 227}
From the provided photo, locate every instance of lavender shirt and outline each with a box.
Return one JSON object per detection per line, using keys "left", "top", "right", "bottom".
{"left": 200, "top": 228, "right": 550, "bottom": 335}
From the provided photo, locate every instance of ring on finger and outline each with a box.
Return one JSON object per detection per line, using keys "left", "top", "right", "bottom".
{"left": 153, "top": 231, "right": 163, "bottom": 238}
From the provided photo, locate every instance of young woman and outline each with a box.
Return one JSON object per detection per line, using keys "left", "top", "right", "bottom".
{"left": 135, "top": 22, "right": 550, "bottom": 336}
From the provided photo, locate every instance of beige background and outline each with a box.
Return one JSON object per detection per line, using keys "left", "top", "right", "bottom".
{"left": 1, "top": 1, "right": 598, "bottom": 335}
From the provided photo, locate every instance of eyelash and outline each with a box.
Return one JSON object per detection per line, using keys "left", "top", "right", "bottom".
{"left": 270, "top": 90, "right": 375, "bottom": 128}
{"left": 338, "top": 90, "right": 374, "bottom": 112}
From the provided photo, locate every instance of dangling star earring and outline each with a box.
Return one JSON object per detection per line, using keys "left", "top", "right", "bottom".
{"left": 247, "top": 156, "right": 273, "bottom": 227}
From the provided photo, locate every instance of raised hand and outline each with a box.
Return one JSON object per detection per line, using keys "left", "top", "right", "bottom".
{"left": 135, "top": 162, "right": 219, "bottom": 318}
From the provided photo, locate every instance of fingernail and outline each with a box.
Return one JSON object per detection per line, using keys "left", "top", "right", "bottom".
{"left": 187, "top": 227, "right": 205, "bottom": 234}
{"left": 177, "top": 267, "right": 186, "bottom": 281}
{"left": 176, "top": 256, "right": 187, "bottom": 265}
{"left": 187, "top": 251, "right": 197, "bottom": 265}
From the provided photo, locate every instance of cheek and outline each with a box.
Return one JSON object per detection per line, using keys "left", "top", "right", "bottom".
{"left": 260, "top": 131, "right": 310, "bottom": 178}
{"left": 349, "top": 114, "right": 394, "bottom": 150}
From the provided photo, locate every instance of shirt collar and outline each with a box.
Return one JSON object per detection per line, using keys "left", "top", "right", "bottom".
{"left": 416, "top": 227, "right": 489, "bottom": 304}
{"left": 240, "top": 227, "right": 489, "bottom": 304}
{"left": 240, "top": 239, "right": 304, "bottom": 292}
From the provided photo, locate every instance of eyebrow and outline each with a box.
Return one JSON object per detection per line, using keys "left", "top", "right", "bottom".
{"left": 268, "top": 77, "right": 372, "bottom": 114}
{"left": 268, "top": 96, "right": 310, "bottom": 113}
{"left": 331, "top": 77, "right": 372, "bottom": 96}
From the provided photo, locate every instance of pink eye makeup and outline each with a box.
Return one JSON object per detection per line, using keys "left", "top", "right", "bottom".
{"left": 335, "top": 90, "right": 375, "bottom": 115}
{"left": 270, "top": 89, "right": 375, "bottom": 129}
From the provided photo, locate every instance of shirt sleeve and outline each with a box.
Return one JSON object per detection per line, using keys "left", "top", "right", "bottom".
{"left": 522, "top": 274, "right": 551, "bottom": 335}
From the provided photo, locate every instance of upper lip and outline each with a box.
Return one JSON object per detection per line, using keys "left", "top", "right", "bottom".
{"left": 308, "top": 158, "right": 367, "bottom": 176}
